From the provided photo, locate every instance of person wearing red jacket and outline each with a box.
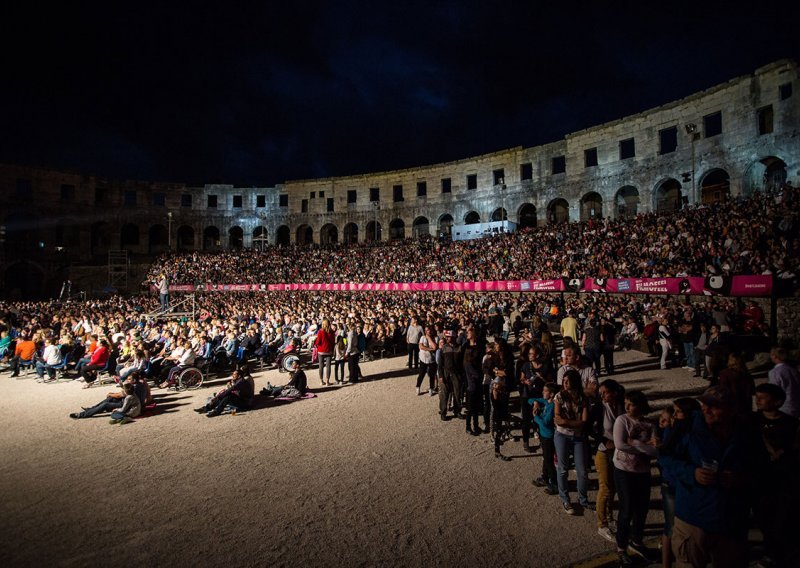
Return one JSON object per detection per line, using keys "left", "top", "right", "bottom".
{"left": 314, "top": 318, "right": 335, "bottom": 385}
{"left": 81, "top": 339, "right": 110, "bottom": 388}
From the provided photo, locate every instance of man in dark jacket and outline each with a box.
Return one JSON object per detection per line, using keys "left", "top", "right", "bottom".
{"left": 659, "top": 386, "right": 763, "bottom": 568}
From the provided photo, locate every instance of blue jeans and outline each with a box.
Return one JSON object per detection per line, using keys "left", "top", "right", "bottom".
{"left": 682, "top": 342, "right": 695, "bottom": 368}
{"left": 160, "top": 293, "right": 169, "bottom": 312}
{"left": 554, "top": 431, "right": 589, "bottom": 506}
{"left": 36, "top": 361, "right": 56, "bottom": 379}
{"left": 82, "top": 397, "right": 123, "bottom": 418}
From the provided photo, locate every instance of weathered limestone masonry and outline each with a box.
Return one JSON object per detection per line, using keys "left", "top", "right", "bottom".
{"left": 0, "top": 60, "right": 798, "bottom": 299}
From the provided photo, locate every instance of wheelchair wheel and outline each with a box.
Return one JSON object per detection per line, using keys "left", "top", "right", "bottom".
{"left": 281, "top": 354, "right": 300, "bottom": 373}
{"left": 178, "top": 367, "right": 204, "bottom": 390}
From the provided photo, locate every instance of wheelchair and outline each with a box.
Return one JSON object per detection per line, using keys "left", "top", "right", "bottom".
{"left": 168, "top": 358, "right": 209, "bottom": 391}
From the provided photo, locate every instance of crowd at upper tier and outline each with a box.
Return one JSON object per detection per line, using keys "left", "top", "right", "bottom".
{"left": 146, "top": 185, "right": 799, "bottom": 286}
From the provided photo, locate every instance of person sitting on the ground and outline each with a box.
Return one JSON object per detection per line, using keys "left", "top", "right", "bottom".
{"left": 35, "top": 337, "right": 62, "bottom": 382}
{"left": 109, "top": 382, "right": 142, "bottom": 424}
{"left": 261, "top": 359, "right": 308, "bottom": 399}
{"left": 70, "top": 372, "right": 149, "bottom": 419}
{"left": 195, "top": 369, "right": 255, "bottom": 416}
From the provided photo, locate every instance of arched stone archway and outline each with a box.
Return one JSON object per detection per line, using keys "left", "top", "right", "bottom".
{"left": 276, "top": 225, "right": 290, "bottom": 247}
{"left": 615, "top": 186, "right": 640, "bottom": 219}
{"left": 203, "top": 226, "right": 220, "bottom": 250}
{"left": 464, "top": 211, "right": 480, "bottom": 225}
{"left": 547, "top": 198, "right": 569, "bottom": 224}
{"left": 412, "top": 217, "right": 430, "bottom": 239}
{"left": 91, "top": 221, "right": 113, "bottom": 257}
{"left": 389, "top": 219, "right": 405, "bottom": 240}
{"left": 366, "top": 221, "right": 382, "bottom": 242}
{"left": 654, "top": 179, "right": 683, "bottom": 212}
{"left": 120, "top": 223, "right": 140, "bottom": 249}
{"left": 518, "top": 204, "right": 537, "bottom": 229}
{"left": 252, "top": 226, "right": 268, "bottom": 250}
{"left": 176, "top": 225, "right": 194, "bottom": 251}
{"left": 743, "top": 156, "right": 787, "bottom": 196}
{"left": 491, "top": 208, "right": 507, "bottom": 222}
{"left": 296, "top": 224, "right": 313, "bottom": 246}
{"left": 700, "top": 169, "right": 730, "bottom": 204}
{"left": 580, "top": 192, "right": 603, "bottom": 221}
{"left": 320, "top": 223, "right": 339, "bottom": 246}
{"left": 343, "top": 223, "right": 358, "bottom": 245}
{"left": 148, "top": 224, "right": 169, "bottom": 254}
{"left": 437, "top": 214, "right": 454, "bottom": 238}
{"left": 229, "top": 226, "right": 244, "bottom": 249}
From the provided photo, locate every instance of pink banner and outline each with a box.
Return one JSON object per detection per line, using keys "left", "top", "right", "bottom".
{"left": 154, "top": 275, "right": 772, "bottom": 296}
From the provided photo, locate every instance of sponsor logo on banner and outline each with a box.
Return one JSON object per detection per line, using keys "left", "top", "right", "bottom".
{"left": 617, "top": 280, "right": 631, "bottom": 292}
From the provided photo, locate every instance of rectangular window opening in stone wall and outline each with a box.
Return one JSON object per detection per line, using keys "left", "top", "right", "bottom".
{"left": 551, "top": 155, "right": 566, "bottom": 174}
{"left": 441, "top": 178, "right": 452, "bottom": 193}
{"left": 758, "top": 105, "right": 774, "bottom": 135}
{"left": 279, "top": 194, "right": 288, "bottom": 207}
{"left": 60, "top": 184, "right": 75, "bottom": 202}
{"left": 779, "top": 82, "right": 792, "bottom": 100}
{"left": 320, "top": 191, "right": 325, "bottom": 198}
{"left": 493, "top": 169, "right": 505, "bottom": 185}
{"left": 584, "top": 148, "right": 598, "bottom": 167}
{"left": 520, "top": 163, "right": 532, "bottom": 181}
{"left": 327, "top": 198, "right": 334, "bottom": 212}
{"left": 152, "top": 192, "right": 166, "bottom": 207}
{"left": 417, "top": 181, "right": 427, "bottom": 197}
{"left": 207, "top": 195, "right": 217, "bottom": 208}
{"left": 125, "top": 190, "right": 137, "bottom": 206}
{"left": 619, "top": 138, "right": 635, "bottom": 160}
{"left": 347, "top": 189, "right": 357, "bottom": 203}
{"left": 301, "top": 199, "right": 308, "bottom": 213}
{"left": 256, "top": 195, "right": 266, "bottom": 207}
{"left": 310, "top": 191, "right": 316, "bottom": 199}
{"left": 466, "top": 174, "right": 477, "bottom": 190}
{"left": 703, "top": 112, "right": 722, "bottom": 138}
{"left": 393, "top": 184, "right": 404, "bottom": 202}
{"left": 370, "top": 187, "right": 380, "bottom": 202}
{"left": 659, "top": 127, "right": 678, "bottom": 155}
{"left": 233, "top": 195, "right": 243, "bottom": 208}
{"left": 181, "top": 193, "right": 193, "bottom": 207}
{"left": 15, "top": 178, "right": 31, "bottom": 198}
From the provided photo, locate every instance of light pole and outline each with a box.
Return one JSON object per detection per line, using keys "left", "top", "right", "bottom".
{"left": 167, "top": 212, "right": 173, "bottom": 250}
{"left": 684, "top": 123, "right": 697, "bottom": 205}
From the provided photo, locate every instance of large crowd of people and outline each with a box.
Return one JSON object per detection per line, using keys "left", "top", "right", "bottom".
{"left": 1, "top": 185, "right": 799, "bottom": 567}
{"left": 147, "top": 185, "right": 800, "bottom": 286}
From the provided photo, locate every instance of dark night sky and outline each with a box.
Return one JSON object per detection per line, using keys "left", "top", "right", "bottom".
{"left": 2, "top": 1, "right": 797, "bottom": 187}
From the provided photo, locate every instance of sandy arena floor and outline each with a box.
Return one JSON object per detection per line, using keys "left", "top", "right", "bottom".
{"left": 0, "top": 349, "right": 713, "bottom": 567}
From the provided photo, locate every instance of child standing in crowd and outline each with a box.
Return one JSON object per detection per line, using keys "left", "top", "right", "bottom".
{"left": 531, "top": 382, "right": 559, "bottom": 495}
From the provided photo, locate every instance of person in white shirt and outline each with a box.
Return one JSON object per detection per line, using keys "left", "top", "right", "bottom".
{"left": 35, "top": 337, "right": 62, "bottom": 381}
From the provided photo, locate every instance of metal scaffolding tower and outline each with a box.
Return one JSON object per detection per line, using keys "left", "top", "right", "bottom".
{"left": 108, "top": 250, "right": 129, "bottom": 291}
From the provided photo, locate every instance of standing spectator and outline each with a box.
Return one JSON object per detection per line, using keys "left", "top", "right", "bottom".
{"left": 415, "top": 326, "right": 438, "bottom": 396}
{"left": 531, "top": 382, "right": 559, "bottom": 494}
{"left": 613, "top": 390, "right": 657, "bottom": 565}
{"left": 554, "top": 369, "right": 591, "bottom": 515}
{"left": 333, "top": 335, "right": 347, "bottom": 385}
{"left": 679, "top": 318, "right": 696, "bottom": 371}
{"left": 560, "top": 311, "right": 578, "bottom": 343}
{"left": 439, "top": 330, "right": 463, "bottom": 420}
{"left": 718, "top": 352, "right": 755, "bottom": 415}
{"left": 659, "top": 386, "right": 760, "bottom": 568}
{"left": 314, "top": 318, "right": 335, "bottom": 386}
{"left": 658, "top": 316, "right": 673, "bottom": 371}
{"left": 463, "top": 327, "right": 484, "bottom": 436}
{"left": 592, "top": 379, "right": 626, "bottom": 544}
{"left": 582, "top": 318, "right": 602, "bottom": 376}
{"left": 346, "top": 322, "right": 361, "bottom": 384}
{"left": 600, "top": 315, "right": 616, "bottom": 375}
{"left": 156, "top": 273, "right": 169, "bottom": 313}
{"left": 405, "top": 316, "right": 424, "bottom": 370}
{"left": 768, "top": 347, "right": 800, "bottom": 418}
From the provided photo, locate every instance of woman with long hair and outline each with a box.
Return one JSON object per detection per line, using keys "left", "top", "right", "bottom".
{"left": 593, "top": 378, "right": 626, "bottom": 543}
{"left": 554, "top": 369, "right": 591, "bottom": 515}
